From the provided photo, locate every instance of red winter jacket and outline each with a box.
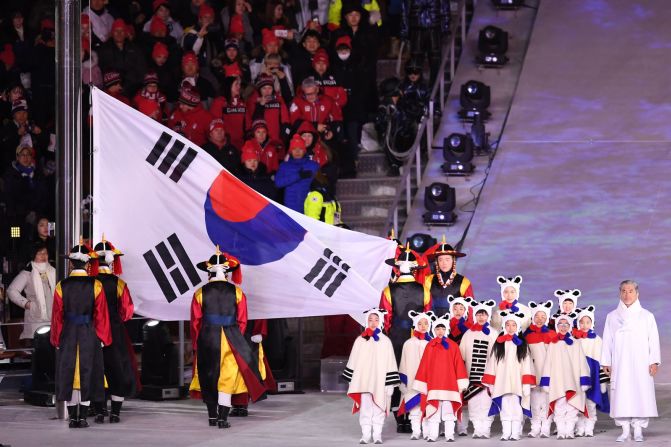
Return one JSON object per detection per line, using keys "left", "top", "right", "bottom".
{"left": 243, "top": 138, "right": 285, "bottom": 174}
{"left": 210, "top": 95, "right": 247, "bottom": 150}
{"left": 167, "top": 104, "right": 214, "bottom": 147}
{"left": 245, "top": 92, "right": 290, "bottom": 142}
{"left": 289, "top": 93, "right": 342, "bottom": 127}
{"left": 313, "top": 71, "right": 348, "bottom": 110}
{"left": 297, "top": 120, "right": 329, "bottom": 167}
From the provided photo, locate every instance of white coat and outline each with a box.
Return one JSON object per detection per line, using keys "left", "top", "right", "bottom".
{"left": 7, "top": 263, "right": 56, "bottom": 339}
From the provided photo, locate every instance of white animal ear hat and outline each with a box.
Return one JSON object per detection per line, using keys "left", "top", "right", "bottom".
{"left": 554, "top": 289, "right": 581, "bottom": 309}
{"left": 431, "top": 313, "right": 451, "bottom": 338}
{"left": 497, "top": 275, "right": 523, "bottom": 301}
{"left": 553, "top": 312, "right": 574, "bottom": 329}
{"left": 362, "top": 308, "right": 387, "bottom": 329}
{"left": 499, "top": 310, "right": 524, "bottom": 334}
{"left": 447, "top": 295, "right": 475, "bottom": 314}
{"left": 528, "top": 300, "right": 554, "bottom": 322}
{"left": 471, "top": 299, "right": 496, "bottom": 323}
{"left": 408, "top": 310, "right": 436, "bottom": 329}
{"left": 572, "top": 305, "right": 595, "bottom": 330}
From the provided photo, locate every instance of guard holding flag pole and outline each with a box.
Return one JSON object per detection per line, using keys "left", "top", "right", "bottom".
{"left": 89, "top": 235, "right": 139, "bottom": 424}
{"left": 50, "top": 238, "right": 112, "bottom": 428}
{"left": 189, "top": 247, "right": 267, "bottom": 428}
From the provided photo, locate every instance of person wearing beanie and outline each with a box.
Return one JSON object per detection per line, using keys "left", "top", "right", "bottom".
{"left": 310, "top": 48, "right": 348, "bottom": 111}
{"left": 274, "top": 134, "right": 319, "bottom": 212}
{"left": 213, "top": 38, "right": 252, "bottom": 86}
{"left": 210, "top": 75, "right": 247, "bottom": 150}
{"left": 132, "top": 71, "right": 167, "bottom": 119}
{"left": 180, "top": 50, "right": 216, "bottom": 105}
{"left": 89, "top": 237, "right": 138, "bottom": 424}
{"left": 182, "top": 3, "right": 223, "bottom": 97}
{"left": 490, "top": 275, "right": 532, "bottom": 333}
{"left": 482, "top": 311, "right": 535, "bottom": 441}
{"left": 146, "top": 41, "right": 181, "bottom": 103}
{"left": 202, "top": 118, "right": 241, "bottom": 175}
{"left": 142, "top": 0, "right": 184, "bottom": 41}
{"left": 50, "top": 240, "right": 112, "bottom": 429}
{"left": 245, "top": 74, "right": 290, "bottom": 143}
{"left": 102, "top": 71, "right": 131, "bottom": 106}
{"left": 220, "top": 0, "right": 254, "bottom": 51}
{"left": 524, "top": 300, "right": 557, "bottom": 438}
{"left": 241, "top": 120, "right": 284, "bottom": 174}
{"left": 0, "top": 99, "right": 45, "bottom": 170}
{"left": 167, "top": 86, "right": 214, "bottom": 146}
{"left": 98, "top": 18, "right": 147, "bottom": 97}
{"left": 238, "top": 145, "right": 279, "bottom": 201}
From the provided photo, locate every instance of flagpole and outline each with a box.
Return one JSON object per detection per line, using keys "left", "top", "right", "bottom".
{"left": 55, "top": 0, "right": 82, "bottom": 282}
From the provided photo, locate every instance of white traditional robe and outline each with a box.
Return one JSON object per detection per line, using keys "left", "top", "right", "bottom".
{"left": 398, "top": 334, "right": 430, "bottom": 412}
{"left": 482, "top": 340, "right": 535, "bottom": 418}
{"left": 540, "top": 336, "right": 591, "bottom": 414}
{"left": 491, "top": 302, "right": 532, "bottom": 333}
{"left": 601, "top": 300, "right": 660, "bottom": 419}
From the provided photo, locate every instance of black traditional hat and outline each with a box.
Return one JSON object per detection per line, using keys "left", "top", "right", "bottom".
{"left": 425, "top": 235, "right": 466, "bottom": 261}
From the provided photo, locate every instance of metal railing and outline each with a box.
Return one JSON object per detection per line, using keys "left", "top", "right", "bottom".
{"left": 386, "top": 0, "right": 470, "bottom": 236}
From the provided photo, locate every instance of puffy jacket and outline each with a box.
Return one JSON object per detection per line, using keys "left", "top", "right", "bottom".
{"left": 401, "top": 0, "right": 451, "bottom": 37}
{"left": 274, "top": 156, "right": 319, "bottom": 212}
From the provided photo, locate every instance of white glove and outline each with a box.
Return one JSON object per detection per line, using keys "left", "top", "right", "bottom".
{"left": 522, "top": 384, "right": 531, "bottom": 397}
{"left": 250, "top": 334, "right": 263, "bottom": 344}
{"left": 100, "top": 342, "right": 104, "bottom": 348}
{"left": 385, "top": 385, "right": 395, "bottom": 396}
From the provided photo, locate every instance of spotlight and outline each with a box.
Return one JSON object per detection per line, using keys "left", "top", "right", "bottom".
{"left": 491, "top": 0, "right": 524, "bottom": 10}
{"left": 459, "top": 80, "right": 491, "bottom": 121}
{"left": 10, "top": 226, "right": 21, "bottom": 238}
{"left": 442, "top": 133, "right": 474, "bottom": 175}
{"left": 24, "top": 326, "right": 57, "bottom": 406}
{"left": 139, "top": 320, "right": 182, "bottom": 400}
{"left": 407, "top": 233, "right": 437, "bottom": 254}
{"left": 422, "top": 182, "right": 457, "bottom": 226}
{"left": 476, "top": 26, "right": 509, "bottom": 67}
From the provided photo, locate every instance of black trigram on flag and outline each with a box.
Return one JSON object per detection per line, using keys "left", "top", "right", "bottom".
{"left": 303, "top": 248, "right": 350, "bottom": 297}
{"left": 146, "top": 132, "right": 198, "bottom": 183}
{"left": 143, "top": 234, "right": 201, "bottom": 303}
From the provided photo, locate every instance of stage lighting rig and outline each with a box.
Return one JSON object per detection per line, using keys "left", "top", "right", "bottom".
{"left": 476, "top": 26, "right": 509, "bottom": 67}
{"left": 407, "top": 233, "right": 437, "bottom": 254}
{"left": 422, "top": 183, "right": 457, "bottom": 226}
{"left": 491, "top": 0, "right": 524, "bottom": 10}
{"left": 139, "top": 320, "right": 183, "bottom": 400}
{"left": 459, "top": 80, "right": 491, "bottom": 121}
{"left": 442, "top": 133, "right": 475, "bottom": 175}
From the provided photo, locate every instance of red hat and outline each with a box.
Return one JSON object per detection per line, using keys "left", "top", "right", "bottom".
{"left": 199, "top": 4, "right": 215, "bottom": 19}
{"left": 223, "top": 62, "right": 242, "bottom": 78}
{"left": 137, "top": 97, "right": 161, "bottom": 117}
{"left": 179, "top": 86, "right": 201, "bottom": 106}
{"left": 112, "top": 18, "right": 126, "bottom": 33}
{"left": 262, "top": 28, "right": 279, "bottom": 47}
{"left": 182, "top": 51, "right": 198, "bottom": 66}
{"left": 150, "top": 16, "right": 168, "bottom": 35}
{"left": 251, "top": 119, "right": 268, "bottom": 132}
{"left": 229, "top": 14, "right": 244, "bottom": 35}
{"left": 152, "top": 42, "right": 169, "bottom": 59}
{"left": 40, "top": 18, "right": 55, "bottom": 31}
{"left": 254, "top": 73, "right": 274, "bottom": 91}
{"left": 289, "top": 134, "right": 306, "bottom": 151}
{"left": 153, "top": 0, "right": 170, "bottom": 11}
{"left": 335, "top": 35, "right": 352, "bottom": 50}
{"left": 312, "top": 48, "right": 329, "bottom": 67}
{"left": 0, "top": 44, "right": 15, "bottom": 69}
{"left": 143, "top": 71, "right": 159, "bottom": 86}
{"left": 241, "top": 141, "right": 259, "bottom": 162}
{"left": 81, "top": 13, "right": 90, "bottom": 26}
{"left": 103, "top": 71, "right": 122, "bottom": 89}
{"left": 297, "top": 120, "right": 318, "bottom": 136}
{"left": 209, "top": 118, "right": 225, "bottom": 133}
{"left": 126, "top": 23, "right": 135, "bottom": 39}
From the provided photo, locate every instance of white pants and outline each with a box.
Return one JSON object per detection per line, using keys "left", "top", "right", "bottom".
{"left": 615, "top": 417, "right": 649, "bottom": 428}
{"left": 576, "top": 399, "right": 596, "bottom": 434}
{"left": 427, "top": 401, "right": 456, "bottom": 440}
{"left": 359, "top": 393, "right": 385, "bottom": 441}
{"left": 468, "top": 390, "right": 494, "bottom": 436}
{"left": 218, "top": 392, "right": 232, "bottom": 406}
{"left": 67, "top": 390, "right": 90, "bottom": 407}
{"left": 529, "top": 388, "right": 553, "bottom": 434}
{"left": 500, "top": 394, "right": 523, "bottom": 422}
{"left": 554, "top": 397, "right": 579, "bottom": 436}
{"left": 408, "top": 406, "right": 425, "bottom": 437}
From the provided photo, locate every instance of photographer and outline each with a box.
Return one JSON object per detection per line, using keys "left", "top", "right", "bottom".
{"left": 0, "top": 100, "right": 44, "bottom": 169}
{"left": 246, "top": 74, "right": 290, "bottom": 143}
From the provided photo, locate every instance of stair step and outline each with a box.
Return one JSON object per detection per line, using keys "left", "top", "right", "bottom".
{"left": 340, "top": 197, "right": 405, "bottom": 220}
{"left": 336, "top": 177, "right": 401, "bottom": 199}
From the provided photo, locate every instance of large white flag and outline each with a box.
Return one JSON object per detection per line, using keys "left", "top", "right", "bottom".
{"left": 91, "top": 88, "right": 396, "bottom": 321}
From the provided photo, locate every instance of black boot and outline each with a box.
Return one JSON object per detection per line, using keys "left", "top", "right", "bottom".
{"left": 207, "top": 403, "right": 218, "bottom": 427}
{"left": 394, "top": 412, "right": 405, "bottom": 433}
{"left": 217, "top": 405, "right": 231, "bottom": 429}
{"left": 110, "top": 401, "right": 122, "bottom": 423}
{"left": 67, "top": 405, "right": 79, "bottom": 428}
{"left": 238, "top": 407, "right": 248, "bottom": 417}
{"left": 78, "top": 405, "right": 90, "bottom": 428}
{"left": 93, "top": 402, "right": 105, "bottom": 424}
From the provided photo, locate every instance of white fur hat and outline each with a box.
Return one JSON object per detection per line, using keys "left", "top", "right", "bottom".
{"left": 572, "top": 305, "right": 595, "bottom": 330}
{"left": 497, "top": 275, "right": 523, "bottom": 301}
{"left": 408, "top": 310, "right": 436, "bottom": 329}
{"left": 431, "top": 313, "right": 451, "bottom": 338}
{"left": 471, "top": 299, "right": 496, "bottom": 323}
{"left": 362, "top": 308, "right": 387, "bottom": 330}
{"left": 554, "top": 289, "right": 581, "bottom": 309}
{"left": 447, "top": 295, "right": 475, "bottom": 314}
{"left": 553, "top": 313, "right": 574, "bottom": 330}
{"left": 528, "top": 299, "right": 554, "bottom": 322}
{"left": 499, "top": 310, "right": 525, "bottom": 334}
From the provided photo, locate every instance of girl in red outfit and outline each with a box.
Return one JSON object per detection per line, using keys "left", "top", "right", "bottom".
{"left": 210, "top": 76, "right": 246, "bottom": 150}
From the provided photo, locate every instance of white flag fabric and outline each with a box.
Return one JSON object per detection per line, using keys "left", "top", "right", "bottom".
{"left": 92, "top": 88, "right": 396, "bottom": 321}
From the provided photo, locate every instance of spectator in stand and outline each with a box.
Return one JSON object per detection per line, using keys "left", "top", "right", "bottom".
{"left": 133, "top": 72, "right": 168, "bottom": 118}
{"left": 274, "top": 134, "right": 319, "bottom": 212}
{"left": 98, "top": 19, "right": 148, "bottom": 97}
{"left": 167, "top": 86, "right": 213, "bottom": 147}
{"left": 182, "top": 4, "right": 223, "bottom": 93}
{"left": 137, "top": 16, "right": 183, "bottom": 75}
{"left": 212, "top": 38, "right": 251, "bottom": 86}
{"left": 148, "top": 42, "right": 180, "bottom": 103}
{"left": 0, "top": 44, "right": 19, "bottom": 94}
{"left": 142, "top": 0, "right": 184, "bottom": 41}
{"left": 83, "top": 0, "right": 115, "bottom": 47}
{"left": 1, "top": 10, "right": 34, "bottom": 78}
{"left": 241, "top": 119, "right": 284, "bottom": 174}
{"left": 31, "top": 18, "right": 57, "bottom": 127}
{"left": 7, "top": 242, "right": 55, "bottom": 344}
{"left": 294, "top": 0, "right": 330, "bottom": 30}
{"left": 0, "top": 83, "right": 26, "bottom": 124}
{"left": 0, "top": 100, "right": 43, "bottom": 169}
{"left": 257, "top": 53, "right": 293, "bottom": 105}
{"left": 180, "top": 51, "right": 215, "bottom": 106}
{"left": 238, "top": 144, "right": 278, "bottom": 201}
{"left": 311, "top": 49, "right": 347, "bottom": 111}
{"left": 2, "top": 140, "right": 48, "bottom": 231}
{"left": 20, "top": 216, "right": 56, "bottom": 265}
{"left": 296, "top": 119, "right": 337, "bottom": 192}
{"left": 286, "top": 29, "right": 322, "bottom": 88}
{"left": 246, "top": 73, "right": 290, "bottom": 143}
{"left": 289, "top": 77, "right": 342, "bottom": 139}
{"left": 399, "top": 59, "right": 430, "bottom": 110}
{"left": 136, "top": 96, "right": 162, "bottom": 121}
{"left": 179, "top": 0, "right": 212, "bottom": 29}
{"left": 328, "top": 0, "right": 382, "bottom": 29}
{"left": 202, "top": 118, "right": 241, "bottom": 174}
{"left": 102, "top": 71, "right": 131, "bottom": 105}
{"left": 82, "top": 16, "right": 103, "bottom": 88}
{"left": 257, "top": 0, "right": 297, "bottom": 34}
{"left": 221, "top": 0, "right": 255, "bottom": 52}
{"left": 250, "top": 29, "right": 295, "bottom": 93}
{"left": 210, "top": 75, "right": 247, "bottom": 149}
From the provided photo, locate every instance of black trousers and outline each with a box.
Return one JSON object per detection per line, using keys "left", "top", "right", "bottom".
{"left": 409, "top": 27, "right": 443, "bottom": 85}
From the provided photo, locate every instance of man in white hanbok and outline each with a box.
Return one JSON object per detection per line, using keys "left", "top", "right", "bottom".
{"left": 601, "top": 280, "right": 660, "bottom": 442}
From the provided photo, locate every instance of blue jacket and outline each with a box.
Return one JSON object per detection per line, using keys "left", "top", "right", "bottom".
{"left": 274, "top": 157, "right": 319, "bottom": 213}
